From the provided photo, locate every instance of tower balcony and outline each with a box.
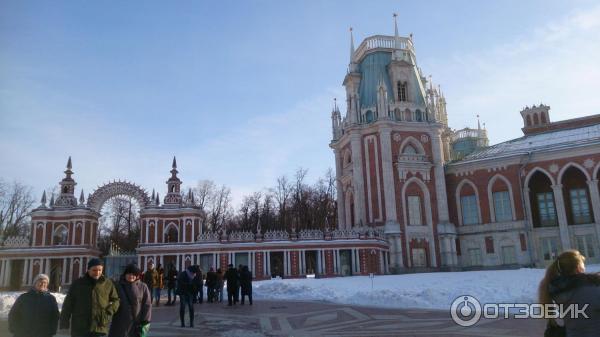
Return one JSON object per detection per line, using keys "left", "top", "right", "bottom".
{"left": 354, "top": 35, "right": 415, "bottom": 63}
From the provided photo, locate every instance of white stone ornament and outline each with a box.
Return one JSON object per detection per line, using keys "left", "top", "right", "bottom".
{"left": 420, "top": 135, "right": 429, "bottom": 143}
{"left": 584, "top": 158, "right": 595, "bottom": 169}
{"left": 393, "top": 133, "right": 402, "bottom": 142}
{"left": 549, "top": 164, "right": 559, "bottom": 174}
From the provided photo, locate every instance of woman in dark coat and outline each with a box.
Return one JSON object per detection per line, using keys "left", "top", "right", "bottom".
{"left": 108, "top": 264, "right": 152, "bottom": 337}
{"left": 9, "top": 274, "right": 59, "bottom": 337}
{"left": 539, "top": 249, "right": 600, "bottom": 337}
{"left": 240, "top": 265, "right": 253, "bottom": 305}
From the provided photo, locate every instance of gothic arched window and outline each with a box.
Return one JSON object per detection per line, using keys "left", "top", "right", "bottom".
{"left": 415, "top": 109, "right": 423, "bottom": 122}
{"left": 403, "top": 145, "right": 417, "bottom": 154}
{"left": 53, "top": 226, "right": 68, "bottom": 245}
{"left": 365, "top": 110, "right": 374, "bottom": 123}
{"left": 397, "top": 82, "right": 407, "bottom": 102}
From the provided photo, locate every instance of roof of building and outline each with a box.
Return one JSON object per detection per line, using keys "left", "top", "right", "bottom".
{"left": 455, "top": 123, "right": 600, "bottom": 162}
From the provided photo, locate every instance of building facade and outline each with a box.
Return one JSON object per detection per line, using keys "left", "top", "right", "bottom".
{"left": 0, "top": 157, "right": 387, "bottom": 291}
{"left": 2, "top": 22, "right": 600, "bottom": 290}
{"left": 330, "top": 21, "right": 600, "bottom": 273}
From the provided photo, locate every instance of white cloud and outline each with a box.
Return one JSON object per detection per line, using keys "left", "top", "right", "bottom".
{"left": 424, "top": 4, "right": 600, "bottom": 144}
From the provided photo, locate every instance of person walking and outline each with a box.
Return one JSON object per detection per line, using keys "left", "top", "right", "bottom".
{"left": 539, "top": 249, "right": 600, "bottom": 337}
{"left": 192, "top": 266, "right": 203, "bottom": 304}
{"left": 205, "top": 267, "right": 217, "bottom": 303}
{"left": 239, "top": 265, "right": 253, "bottom": 305}
{"left": 142, "top": 263, "right": 159, "bottom": 306}
{"left": 216, "top": 268, "right": 224, "bottom": 303}
{"left": 154, "top": 264, "right": 164, "bottom": 306}
{"left": 9, "top": 273, "right": 59, "bottom": 337}
{"left": 224, "top": 264, "right": 240, "bottom": 306}
{"left": 166, "top": 263, "right": 178, "bottom": 305}
{"left": 108, "top": 264, "right": 151, "bottom": 337}
{"left": 60, "top": 258, "right": 120, "bottom": 337}
{"left": 176, "top": 265, "right": 197, "bottom": 327}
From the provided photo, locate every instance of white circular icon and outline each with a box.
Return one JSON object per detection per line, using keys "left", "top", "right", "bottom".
{"left": 450, "top": 295, "right": 482, "bottom": 327}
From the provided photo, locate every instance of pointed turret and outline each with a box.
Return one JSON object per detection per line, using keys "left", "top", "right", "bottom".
{"left": 151, "top": 189, "right": 155, "bottom": 201}
{"left": 164, "top": 156, "right": 183, "bottom": 206}
{"left": 349, "top": 27, "right": 357, "bottom": 72}
{"left": 79, "top": 190, "right": 85, "bottom": 206}
{"left": 393, "top": 13, "right": 399, "bottom": 38}
{"left": 49, "top": 193, "right": 55, "bottom": 207}
{"left": 54, "top": 157, "right": 78, "bottom": 208}
{"left": 40, "top": 190, "right": 47, "bottom": 208}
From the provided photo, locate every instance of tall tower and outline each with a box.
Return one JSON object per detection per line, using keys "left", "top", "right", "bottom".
{"left": 330, "top": 16, "right": 457, "bottom": 272}
{"left": 163, "top": 156, "right": 183, "bottom": 206}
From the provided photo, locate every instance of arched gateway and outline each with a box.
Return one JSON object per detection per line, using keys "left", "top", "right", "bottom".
{"left": 87, "top": 181, "right": 151, "bottom": 212}
{"left": 0, "top": 156, "right": 388, "bottom": 290}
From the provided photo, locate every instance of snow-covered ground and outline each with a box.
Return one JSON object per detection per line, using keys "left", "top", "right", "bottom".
{"left": 2, "top": 265, "right": 599, "bottom": 319}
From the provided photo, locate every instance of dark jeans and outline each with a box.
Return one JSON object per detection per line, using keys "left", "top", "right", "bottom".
{"left": 168, "top": 287, "right": 176, "bottom": 304}
{"left": 241, "top": 293, "right": 253, "bottom": 305}
{"left": 193, "top": 287, "right": 203, "bottom": 303}
{"left": 153, "top": 287, "right": 161, "bottom": 305}
{"left": 227, "top": 288, "right": 236, "bottom": 306}
{"left": 179, "top": 294, "right": 194, "bottom": 327}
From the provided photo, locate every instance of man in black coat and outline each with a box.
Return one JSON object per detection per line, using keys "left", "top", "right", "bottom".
{"left": 176, "top": 265, "right": 197, "bottom": 327}
{"left": 191, "top": 265, "right": 203, "bottom": 304}
{"left": 239, "top": 265, "right": 253, "bottom": 305}
{"left": 166, "top": 263, "right": 178, "bottom": 305}
{"left": 205, "top": 267, "right": 217, "bottom": 303}
{"left": 9, "top": 273, "right": 59, "bottom": 337}
{"left": 224, "top": 264, "right": 240, "bottom": 306}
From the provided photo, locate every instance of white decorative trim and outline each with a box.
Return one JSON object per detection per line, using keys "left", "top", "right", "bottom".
{"left": 549, "top": 163, "right": 559, "bottom": 174}
{"left": 584, "top": 158, "right": 595, "bottom": 169}
{"left": 524, "top": 167, "right": 556, "bottom": 187}
{"left": 557, "top": 161, "right": 592, "bottom": 183}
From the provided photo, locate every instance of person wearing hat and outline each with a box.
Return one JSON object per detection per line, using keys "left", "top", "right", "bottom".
{"left": 108, "top": 264, "right": 151, "bottom": 337}
{"left": 60, "top": 258, "right": 120, "bottom": 337}
{"left": 9, "top": 273, "right": 59, "bottom": 337}
{"left": 175, "top": 265, "right": 197, "bottom": 327}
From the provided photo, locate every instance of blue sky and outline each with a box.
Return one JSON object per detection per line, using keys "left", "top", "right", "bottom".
{"left": 1, "top": 0, "right": 600, "bottom": 207}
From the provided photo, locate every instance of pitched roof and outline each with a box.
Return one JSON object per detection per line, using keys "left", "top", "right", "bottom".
{"left": 455, "top": 123, "right": 600, "bottom": 162}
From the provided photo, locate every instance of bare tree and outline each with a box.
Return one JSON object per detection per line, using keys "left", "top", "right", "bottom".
{"left": 98, "top": 195, "right": 140, "bottom": 254}
{"left": 208, "top": 184, "right": 232, "bottom": 232}
{"left": 271, "top": 175, "right": 292, "bottom": 230}
{"left": 0, "top": 179, "right": 35, "bottom": 238}
{"left": 193, "top": 180, "right": 215, "bottom": 230}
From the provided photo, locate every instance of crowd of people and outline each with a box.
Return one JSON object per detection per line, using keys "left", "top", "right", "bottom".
{"left": 7, "top": 258, "right": 254, "bottom": 337}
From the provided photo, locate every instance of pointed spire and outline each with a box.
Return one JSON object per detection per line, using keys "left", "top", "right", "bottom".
{"left": 477, "top": 114, "right": 481, "bottom": 130}
{"left": 393, "top": 13, "right": 399, "bottom": 38}
{"left": 49, "top": 193, "right": 55, "bottom": 207}
{"left": 172, "top": 156, "right": 177, "bottom": 169}
{"left": 155, "top": 193, "right": 160, "bottom": 205}
{"left": 79, "top": 190, "right": 85, "bottom": 205}
{"left": 349, "top": 27, "right": 355, "bottom": 61}
{"left": 151, "top": 189, "right": 155, "bottom": 200}
{"left": 67, "top": 156, "right": 72, "bottom": 170}
{"left": 40, "top": 190, "right": 47, "bottom": 206}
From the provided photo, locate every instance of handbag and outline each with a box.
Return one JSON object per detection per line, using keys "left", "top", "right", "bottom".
{"left": 543, "top": 320, "right": 565, "bottom": 337}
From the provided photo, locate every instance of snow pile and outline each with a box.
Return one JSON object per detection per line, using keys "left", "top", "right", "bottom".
{"left": 1, "top": 265, "right": 600, "bottom": 318}
{"left": 254, "top": 264, "right": 600, "bottom": 310}
{"left": 0, "top": 291, "right": 66, "bottom": 319}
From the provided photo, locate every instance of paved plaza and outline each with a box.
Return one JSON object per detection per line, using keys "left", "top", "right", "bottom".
{"left": 1, "top": 299, "right": 545, "bottom": 337}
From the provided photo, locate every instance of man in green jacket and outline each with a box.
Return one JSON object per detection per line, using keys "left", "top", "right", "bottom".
{"left": 60, "top": 258, "right": 120, "bottom": 337}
